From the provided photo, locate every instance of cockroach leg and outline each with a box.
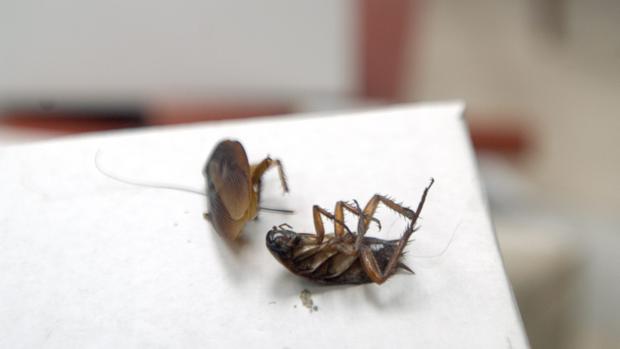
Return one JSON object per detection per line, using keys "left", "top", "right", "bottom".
{"left": 351, "top": 200, "right": 377, "bottom": 252}
{"left": 313, "top": 205, "right": 351, "bottom": 243}
{"left": 247, "top": 157, "right": 289, "bottom": 220}
{"left": 250, "top": 157, "right": 289, "bottom": 194}
{"left": 313, "top": 201, "right": 383, "bottom": 243}
{"left": 273, "top": 159, "right": 288, "bottom": 192}
{"left": 359, "top": 246, "right": 386, "bottom": 283}
{"left": 351, "top": 194, "right": 417, "bottom": 251}
{"left": 358, "top": 178, "right": 434, "bottom": 284}
{"left": 333, "top": 201, "right": 348, "bottom": 237}
{"left": 278, "top": 223, "right": 293, "bottom": 230}
{"left": 363, "top": 194, "right": 417, "bottom": 223}
{"left": 334, "top": 201, "right": 381, "bottom": 237}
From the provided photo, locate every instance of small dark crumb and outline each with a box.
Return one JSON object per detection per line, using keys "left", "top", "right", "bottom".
{"left": 268, "top": 301, "right": 276, "bottom": 305}
{"left": 293, "top": 305, "right": 297, "bottom": 308}
{"left": 173, "top": 222, "right": 179, "bottom": 227}
{"left": 299, "top": 289, "right": 318, "bottom": 312}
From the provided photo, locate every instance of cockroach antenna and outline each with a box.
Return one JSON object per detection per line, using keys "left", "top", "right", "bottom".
{"left": 409, "top": 220, "right": 462, "bottom": 259}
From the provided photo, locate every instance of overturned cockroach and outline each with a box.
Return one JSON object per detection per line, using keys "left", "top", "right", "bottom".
{"left": 204, "top": 140, "right": 289, "bottom": 240}
{"left": 266, "top": 179, "right": 434, "bottom": 285}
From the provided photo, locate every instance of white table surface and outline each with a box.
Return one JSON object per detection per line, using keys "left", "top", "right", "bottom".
{"left": 0, "top": 102, "right": 528, "bottom": 348}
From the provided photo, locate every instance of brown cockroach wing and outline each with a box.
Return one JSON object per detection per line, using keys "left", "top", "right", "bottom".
{"left": 204, "top": 140, "right": 252, "bottom": 239}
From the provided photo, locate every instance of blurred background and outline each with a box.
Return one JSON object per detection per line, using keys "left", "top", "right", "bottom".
{"left": 1, "top": 1, "right": 618, "bottom": 347}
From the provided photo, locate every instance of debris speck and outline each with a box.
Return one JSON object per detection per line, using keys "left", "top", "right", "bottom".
{"left": 268, "top": 301, "right": 276, "bottom": 305}
{"left": 173, "top": 222, "right": 179, "bottom": 227}
{"left": 299, "top": 289, "right": 318, "bottom": 312}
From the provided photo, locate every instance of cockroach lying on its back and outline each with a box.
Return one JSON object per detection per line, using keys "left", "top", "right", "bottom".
{"left": 266, "top": 179, "right": 434, "bottom": 285}
{"left": 204, "top": 140, "right": 289, "bottom": 240}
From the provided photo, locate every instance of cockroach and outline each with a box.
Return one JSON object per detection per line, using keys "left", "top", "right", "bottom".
{"left": 204, "top": 140, "right": 289, "bottom": 240}
{"left": 266, "top": 179, "right": 434, "bottom": 285}
{"left": 95, "top": 140, "right": 290, "bottom": 240}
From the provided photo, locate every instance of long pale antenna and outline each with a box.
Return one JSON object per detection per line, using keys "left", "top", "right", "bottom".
{"left": 95, "top": 149, "right": 294, "bottom": 215}
{"left": 95, "top": 149, "right": 206, "bottom": 195}
{"left": 410, "top": 220, "right": 462, "bottom": 259}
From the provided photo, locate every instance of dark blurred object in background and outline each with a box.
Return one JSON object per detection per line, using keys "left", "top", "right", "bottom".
{"left": 1, "top": 102, "right": 145, "bottom": 133}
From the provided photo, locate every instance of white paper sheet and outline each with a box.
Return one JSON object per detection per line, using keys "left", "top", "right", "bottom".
{"left": 0, "top": 102, "right": 528, "bottom": 348}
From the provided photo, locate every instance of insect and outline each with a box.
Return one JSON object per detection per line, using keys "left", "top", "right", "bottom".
{"left": 204, "top": 139, "right": 289, "bottom": 240}
{"left": 266, "top": 179, "right": 434, "bottom": 285}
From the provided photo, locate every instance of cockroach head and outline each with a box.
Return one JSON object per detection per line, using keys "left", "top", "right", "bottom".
{"left": 266, "top": 226, "right": 300, "bottom": 260}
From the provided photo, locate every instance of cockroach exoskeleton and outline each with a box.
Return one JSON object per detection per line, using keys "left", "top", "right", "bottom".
{"left": 204, "top": 140, "right": 289, "bottom": 240}
{"left": 266, "top": 179, "right": 434, "bottom": 285}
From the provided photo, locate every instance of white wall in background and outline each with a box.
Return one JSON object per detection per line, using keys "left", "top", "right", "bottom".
{"left": 0, "top": 0, "right": 356, "bottom": 99}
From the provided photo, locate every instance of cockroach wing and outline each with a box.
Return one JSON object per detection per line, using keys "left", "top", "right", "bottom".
{"left": 204, "top": 140, "right": 252, "bottom": 220}
{"left": 208, "top": 162, "right": 250, "bottom": 219}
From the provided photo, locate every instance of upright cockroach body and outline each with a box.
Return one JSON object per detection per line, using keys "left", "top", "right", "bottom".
{"left": 266, "top": 179, "right": 434, "bottom": 285}
{"left": 204, "top": 140, "right": 288, "bottom": 240}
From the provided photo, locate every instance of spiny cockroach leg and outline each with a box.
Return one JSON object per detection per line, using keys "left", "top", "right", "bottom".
{"left": 249, "top": 157, "right": 289, "bottom": 219}
{"left": 250, "top": 157, "right": 289, "bottom": 194}
{"left": 334, "top": 201, "right": 349, "bottom": 237}
{"left": 359, "top": 178, "right": 434, "bottom": 284}
{"left": 334, "top": 201, "right": 381, "bottom": 237}
{"left": 273, "top": 159, "right": 288, "bottom": 193}
{"left": 363, "top": 194, "right": 417, "bottom": 223}
{"left": 352, "top": 193, "right": 419, "bottom": 251}
{"left": 351, "top": 199, "right": 378, "bottom": 251}
{"left": 313, "top": 205, "right": 351, "bottom": 243}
